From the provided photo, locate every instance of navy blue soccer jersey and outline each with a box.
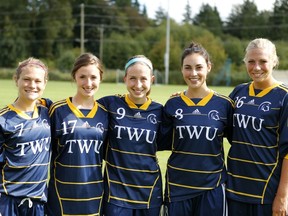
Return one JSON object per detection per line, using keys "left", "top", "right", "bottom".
{"left": 98, "top": 94, "right": 163, "bottom": 209}
{"left": 47, "top": 98, "right": 109, "bottom": 215}
{"left": 226, "top": 82, "right": 288, "bottom": 204}
{"left": 160, "top": 90, "right": 234, "bottom": 203}
{"left": 0, "top": 102, "right": 51, "bottom": 202}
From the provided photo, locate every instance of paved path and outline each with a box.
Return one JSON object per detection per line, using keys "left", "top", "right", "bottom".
{"left": 274, "top": 70, "right": 288, "bottom": 84}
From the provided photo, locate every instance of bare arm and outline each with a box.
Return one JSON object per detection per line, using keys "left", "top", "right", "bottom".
{"left": 273, "top": 158, "right": 288, "bottom": 216}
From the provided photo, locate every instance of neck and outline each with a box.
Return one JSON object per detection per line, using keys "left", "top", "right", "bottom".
{"left": 13, "top": 99, "right": 36, "bottom": 112}
{"left": 253, "top": 78, "right": 278, "bottom": 90}
{"left": 186, "top": 87, "right": 210, "bottom": 98}
{"left": 72, "top": 95, "right": 95, "bottom": 109}
{"left": 128, "top": 94, "right": 147, "bottom": 105}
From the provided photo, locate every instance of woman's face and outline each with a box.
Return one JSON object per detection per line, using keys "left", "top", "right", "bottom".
{"left": 16, "top": 66, "right": 47, "bottom": 102}
{"left": 74, "top": 64, "right": 101, "bottom": 98}
{"left": 181, "top": 53, "right": 211, "bottom": 90}
{"left": 245, "top": 47, "right": 276, "bottom": 88}
{"left": 124, "top": 63, "right": 154, "bottom": 104}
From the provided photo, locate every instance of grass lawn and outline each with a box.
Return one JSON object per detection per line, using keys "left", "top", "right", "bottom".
{"left": 0, "top": 80, "right": 233, "bottom": 184}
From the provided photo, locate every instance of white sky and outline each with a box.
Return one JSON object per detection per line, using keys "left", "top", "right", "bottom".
{"left": 138, "top": 0, "right": 276, "bottom": 22}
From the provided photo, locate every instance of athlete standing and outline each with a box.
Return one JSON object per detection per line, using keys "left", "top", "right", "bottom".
{"left": 160, "top": 42, "right": 233, "bottom": 216}
{"left": 46, "top": 53, "right": 108, "bottom": 215}
{"left": 0, "top": 57, "right": 51, "bottom": 216}
{"left": 226, "top": 38, "right": 288, "bottom": 216}
{"left": 98, "top": 55, "right": 163, "bottom": 216}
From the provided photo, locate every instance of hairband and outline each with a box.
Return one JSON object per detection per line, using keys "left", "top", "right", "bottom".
{"left": 18, "top": 62, "right": 47, "bottom": 72}
{"left": 124, "top": 57, "right": 153, "bottom": 71}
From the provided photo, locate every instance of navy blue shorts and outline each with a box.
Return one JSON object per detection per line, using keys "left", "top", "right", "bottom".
{"left": 0, "top": 193, "right": 45, "bottom": 216}
{"left": 164, "top": 184, "right": 227, "bottom": 216}
{"left": 104, "top": 202, "right": 162, "bottom": 216}
{"left": 227, "top": 198, "right": 272, "bottom": 216}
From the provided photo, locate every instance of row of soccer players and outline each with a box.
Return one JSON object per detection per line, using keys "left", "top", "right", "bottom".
{"left": 0, "top": 38, "right": 288, "bottom": 216}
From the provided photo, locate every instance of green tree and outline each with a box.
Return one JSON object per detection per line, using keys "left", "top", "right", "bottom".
{"left": 154, "top": 6, "right": 166, "bottom": 25}
{"left": 193, "top": 4, "right": 223, "bottom": 36}
{"left": 222, "top": 35, "right": 245, "bottom": 67}
{"left": 137, "top": 20, "right": 227, "bottom": 83}
{"left": 225, "top": 0, "right": 266, "bottom": 39}
{"left": 269, "top": 0, "right": 288, "bottom": 40}
{"left": 103, "top": 33, "right": 143, "bottom": 69}
{"left": 112, "top": 0, "right": 131, "bottom": 7}
{"left": 0, "top": 0, "right": 32, "bottom": 66}
{"left": 0, "top": 16, "right": 27, "bottom": 67}
{"left": 32, "top": 0, "right": 75, "bottom": 59}
{"left": 183, "top": 0, "right": 193, "bottom": 24}
{"left": 73, "top": 0, "right": 150, "bottom": 56}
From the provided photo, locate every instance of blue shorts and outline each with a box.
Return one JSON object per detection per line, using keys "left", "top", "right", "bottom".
{"left": 227, "top": 198, "right": 272, "bottom": 216}
{"left": 104, "top": 202, "right": 162, "bottom": 216}
{"left": 164, "top": 184, "right": 227, "bottom": 216}
{"left": 0, "top": 193, "right": 45, "bottom": 216}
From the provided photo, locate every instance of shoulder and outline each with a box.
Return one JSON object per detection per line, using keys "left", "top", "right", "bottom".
{"left": 165, "top": 93, "right": 182, "bottom": 105}
{"left": 213, "top": 91, "right": 234, "bottom": 107}
{"left": 232, "top": 82, "right": 250, "bottom": 92}
{"left": 150, "top": 100, "right": 163, "bottom": 108}
{"left": 0, "top": 106, "right": 11, "bottom": 120}
{"left": 97, "top": 102, "right": 108, "bottom": 112}
{"left": 229, "top": 82, "right": 250, "bottom": 98}
{"left": 277, "top": 83, "right": 288, "bottom": 92}
{"left": 0, "top": 105, "right": 10, "bottom": 115}
{"left": 99, "top": 94, "right": 124, "bottom": 101}
{"left": 97, "top": 94, "right": 124, "bottom": 107}
{"left": 38, "top": 98, "right": 53, "bottom": 109}
{"left": 49, "top": 98, "right": 68, "bottom": 115}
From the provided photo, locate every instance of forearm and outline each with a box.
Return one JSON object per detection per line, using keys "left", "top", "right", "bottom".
{"left": 277, "top": 158, "right": 288, "bottom": 198}
{"left": 273, "top": 157, "right": 288, "bottom": 215}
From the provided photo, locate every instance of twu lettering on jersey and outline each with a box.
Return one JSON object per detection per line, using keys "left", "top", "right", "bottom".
{"left": 233, "top": 97, "right": 270, "bottom": 131}
{"left": 176, "top": 125, "right": 218, "bottom": 141}
{"left": 114, "top": 125, "right": 157, "bottom": 144}
{"left": 61, "top": 119, "right": 105, "bottom": 154}
{"left": 14, "top": 119, "right": 51, "bottom": 156}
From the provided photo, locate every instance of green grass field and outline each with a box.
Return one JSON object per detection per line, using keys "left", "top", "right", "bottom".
{"left": 0, "top": 79, "right": 233, "bottom": 183}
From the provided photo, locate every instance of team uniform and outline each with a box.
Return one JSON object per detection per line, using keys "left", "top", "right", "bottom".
{"left": 226, "top": 82, "right": 288, "bottom": 215}
{"left": 46, "top": 98, "right": 108, "bottom": 216}
{"left": 98, "top": 94, "right": 163, "bottom": 215}
{"left": 160, "top": 90, "right": 233, "bottom": 216}
{"left": 0, "top": 99, "right": 52, "bottom": 216}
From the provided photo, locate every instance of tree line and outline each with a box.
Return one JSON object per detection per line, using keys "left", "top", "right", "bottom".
{"left": 1, "top": 0, "right": 288, "bottom": 85}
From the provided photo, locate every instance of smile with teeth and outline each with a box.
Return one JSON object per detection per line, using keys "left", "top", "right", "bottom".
{"left": 189, "top": 77, "right": 199, "bottom": 82}
{"left": 26, "top": 90, "right": 38, "bottom": 93}
{"left": 134, "top": 89, "right": 143, "bottom": 94}
{"left": 252, "top": 72, "right": 263, "bottom": 77}
{"left": 83, "top": 87, "right": 94, "bottom": 92}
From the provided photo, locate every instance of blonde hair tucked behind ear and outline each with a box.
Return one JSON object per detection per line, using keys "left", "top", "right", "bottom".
{"left": 244, "top": 38, "right": 279, "bottom": 69}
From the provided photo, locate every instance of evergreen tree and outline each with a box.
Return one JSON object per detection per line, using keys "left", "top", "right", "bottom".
{"left": 269, "top": 0, "right": 288, "bottom": 40}
{"left": 154, "top": 6, "right": 166, "bottom": 25}
{"left": 225, "top": 0, "right": 265, "bottom": 39}
{"left": 193, "top": 4, "right": 223, "bottom": 36}
{"left": 182, "top": 0, "right": 193, "bottom": 24}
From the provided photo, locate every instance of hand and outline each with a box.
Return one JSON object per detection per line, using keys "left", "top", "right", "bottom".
{"left": 272, "top": 195, "right": 287, "bottom": 216}
{"left": 170, "top": 91, "right": 181, "bottom": 97}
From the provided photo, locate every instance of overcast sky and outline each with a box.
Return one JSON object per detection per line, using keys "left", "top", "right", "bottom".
{"left": 138, "top": 0, "right": 275, "bottom": 22}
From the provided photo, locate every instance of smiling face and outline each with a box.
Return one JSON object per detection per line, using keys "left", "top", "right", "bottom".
{"left": 182, "top": 53, "right": 211, "bottom": 90}
{"left": 74, "top": 64, "right": 101, "bottom": 99}
{"left": 124, "top": 62, "right": 154, "bottom": 104}
{"left": 15, "top": 65, "right": 47, "bottom": 103}
{"left": 245, "top": 47, "right": 276, "bottom": 89}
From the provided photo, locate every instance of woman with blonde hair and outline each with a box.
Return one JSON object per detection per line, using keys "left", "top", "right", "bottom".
{"left": 226, "top": 38, "right": 288, "bottom": 216}
{"left": 0, "top": 57, "right": 51, "bottom": 216}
